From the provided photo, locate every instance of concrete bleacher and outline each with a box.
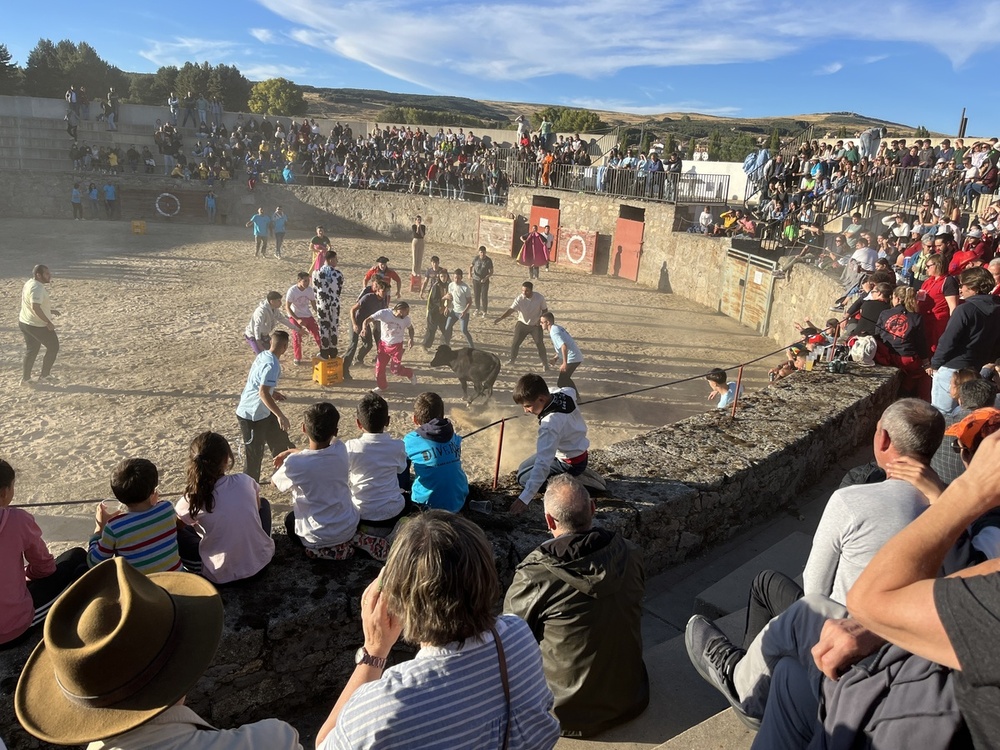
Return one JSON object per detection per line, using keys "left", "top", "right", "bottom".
{"left": 0, "top": 93, "right": 617, "bottom": 177}
{"left": 552, "top": 444, "right": 855, "bottom": 749}
{"left": 0, "top": 113, "right": 164, "bottom": 173}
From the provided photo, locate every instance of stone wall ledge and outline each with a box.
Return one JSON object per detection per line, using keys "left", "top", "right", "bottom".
{"left": 1, "top": 366, "right": 899, "bottom": 748}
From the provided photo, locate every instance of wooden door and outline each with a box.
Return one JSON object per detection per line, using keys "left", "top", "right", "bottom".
{"left": 612, "top": 217, "right": 644, "bottom": 281}
{"left": 529, "top": 206, "right": 561, "bottom": 264}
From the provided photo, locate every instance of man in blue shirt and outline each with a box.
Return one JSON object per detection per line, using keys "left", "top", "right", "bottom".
{"left": 705, "top": 368, "right": 743, "bottom": 410}
{"left": 236, "top": 330, "right": 294, "bottom": 481}
{"left": 246, "top": 207, "right": 272, "bottom": 258}
{"left": 102, "top": 182, "right": 117, "bottom": 220}
{"left": 272, "top": 206, "right": 288, "bottom": 259}
{"left": 540, "top": 312, "right": 584, "bottom": 394}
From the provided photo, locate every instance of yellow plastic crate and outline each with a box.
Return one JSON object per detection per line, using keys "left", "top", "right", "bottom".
{"left": 312, "top": 357, "right": 344, "bottom": 386}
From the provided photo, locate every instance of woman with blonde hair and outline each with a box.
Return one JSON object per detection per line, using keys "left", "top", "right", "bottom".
{"left": 317, "top": 511, "right": 559, "bottom": 750}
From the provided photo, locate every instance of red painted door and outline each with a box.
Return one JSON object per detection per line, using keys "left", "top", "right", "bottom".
{"left": 612, "top": 218, "right": 644, "bottom": 281}
{"left": 529, "top": 206, "right": 560, "bottom": 263}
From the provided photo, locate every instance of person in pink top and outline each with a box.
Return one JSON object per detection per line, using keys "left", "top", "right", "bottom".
{"left": 0, "top": 459, "right": 86, "bottom": 647}
{"left": 175, "top": 433, "right": 275, "bottom": 584}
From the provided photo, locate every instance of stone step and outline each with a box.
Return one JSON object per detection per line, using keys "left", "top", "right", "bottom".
{"left": 651, "top": 710, "right": 754, "bottom": 750}
{"left": 693, "top": 531, "right": 812, "bottom": 619}
{"left": 555, "top": 609, "right": 746, "bottom": 750}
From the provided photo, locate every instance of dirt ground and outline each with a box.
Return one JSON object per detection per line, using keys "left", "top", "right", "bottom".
{"left": 0, "top": 217, "right": 779, "bottom": 551}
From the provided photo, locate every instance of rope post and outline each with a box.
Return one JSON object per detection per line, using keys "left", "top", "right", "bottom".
{"left": 730, "top": 365, "right": 745, "bottom": 418}
{"left": 493, "top": 418, "right": 507, "bottom": 490}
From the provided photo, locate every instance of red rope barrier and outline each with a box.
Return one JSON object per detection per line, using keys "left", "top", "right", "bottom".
{"left": 730, "top": 365, "right": 745, "bottom": 419}
{"left": 493, "top": 418, "right": 506, "bottom": 490}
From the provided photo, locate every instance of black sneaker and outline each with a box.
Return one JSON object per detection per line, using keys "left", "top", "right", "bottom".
{"left": 685, "top": 615, "right": 760, "bottom": 730}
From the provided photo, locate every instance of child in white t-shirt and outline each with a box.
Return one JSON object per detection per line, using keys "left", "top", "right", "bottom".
{"left": 273, "top": 402, "right": 389, "bottom": 561}
{"left": 364, "top": 301, "right": 416, "bottom": 393}
{"left": 344, "top": 392, "right": 408, "bottom": 525}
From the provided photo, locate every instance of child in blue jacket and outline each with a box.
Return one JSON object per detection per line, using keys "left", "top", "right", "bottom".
{"left": 403, "top": 392, "right": 468, "bottom": 512}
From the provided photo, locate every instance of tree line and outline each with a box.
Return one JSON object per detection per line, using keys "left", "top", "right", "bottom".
{"left": 0, "top": 40, "right": 307, "bottom": 116}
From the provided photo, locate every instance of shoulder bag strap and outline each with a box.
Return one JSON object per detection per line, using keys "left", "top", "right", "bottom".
{"left": 490, "top": 624, "right": 511, "bottom": 750}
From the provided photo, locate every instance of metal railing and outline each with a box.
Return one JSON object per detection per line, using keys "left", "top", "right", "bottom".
{"left": 505, "top": 159, "right": 730, "bottom": 204}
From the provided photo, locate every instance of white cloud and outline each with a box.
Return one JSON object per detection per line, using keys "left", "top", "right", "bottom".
{"left": 253, "top": 0, "right": 1000, "bottom": 88}
{"left": 249, "top": 28, "right": 276, "bottom": 43}
{"left": 139, "top": 38, "right": 237, "bottom": 67}
{"left": 259, "top": 0, "right": 797, "bottom": 89}
{"left": 816, "top": 62, "right": 843, "bottom": 75}
{"left": 563, "top": 97, "right": 741, "bottom": 117}
{"left": 241, "top": 63, "right": 310, "bottom": 81}
{"left": 864, "top": 54, "right": 890, "bottom": 64}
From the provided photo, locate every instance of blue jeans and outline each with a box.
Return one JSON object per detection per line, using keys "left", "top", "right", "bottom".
{"left": 733, "top": 595, "right": 849, "bottom": 750}
{"left": 444, "top": 311, "right": 474, "bottom": 348}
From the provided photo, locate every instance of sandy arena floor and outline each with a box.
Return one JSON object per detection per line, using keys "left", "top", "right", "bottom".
{"left": 0, "top": 218, "right": 779, "bottom": 551}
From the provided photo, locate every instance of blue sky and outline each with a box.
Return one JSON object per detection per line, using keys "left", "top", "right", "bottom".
{"left": 6, "top": 0, "right": 1000, "bottom": 134}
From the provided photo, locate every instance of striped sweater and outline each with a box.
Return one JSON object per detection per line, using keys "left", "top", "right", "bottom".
{"left": 324, "top": 615, "right": 559, "bottom": 750}
{"left": 88, "top": 500, "right": 183, "bottom": 573}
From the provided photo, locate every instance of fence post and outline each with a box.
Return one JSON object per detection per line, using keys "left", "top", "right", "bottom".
{"left": 730, "top": 365, "right": 745, "bottom": 418}
{"left": 493, "top": 419, "right": 506, "bottom": 490}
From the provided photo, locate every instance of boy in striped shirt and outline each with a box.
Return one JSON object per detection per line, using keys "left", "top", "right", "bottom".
{"left": 88, "top": 458, "right": 183, "bottom": 573}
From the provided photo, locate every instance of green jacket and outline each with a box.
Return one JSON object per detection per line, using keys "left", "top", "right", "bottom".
{"left": 504, "top": 527, "right": 648, "bottom": 737}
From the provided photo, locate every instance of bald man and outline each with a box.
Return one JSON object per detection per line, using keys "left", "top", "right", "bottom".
{"left": 19, "top": 264, "right": 60, "bottom": 385}
{"left": 504, "top": 474, "right": 648, "bottom": 737}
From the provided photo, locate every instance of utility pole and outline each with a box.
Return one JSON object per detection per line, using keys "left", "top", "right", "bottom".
{"left": 958, "top": 108, "right": 968, "bottom": 139}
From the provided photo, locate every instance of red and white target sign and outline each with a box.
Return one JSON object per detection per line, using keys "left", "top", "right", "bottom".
{"left": 556, "top": 229, "right": 597, "bottom": 274}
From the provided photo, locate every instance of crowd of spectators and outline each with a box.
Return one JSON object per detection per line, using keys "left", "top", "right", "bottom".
{"left": 64, "top": 98, "right": 514, "bottom": 203}
{"left": 682, "top": 136, "right": 1000, "bottom": 750}
{"left": 506, "top": 132, "right": 683, "bottom": 200}
{"left": 746, "top": 135, "right": 1000, "bottom": 246}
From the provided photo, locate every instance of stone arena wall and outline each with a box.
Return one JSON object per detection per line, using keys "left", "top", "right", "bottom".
{"left": 1, "top": 365, "right": 899, "bottom": 749}
{"left": 1, "top": 172, "right": 900, "bottom": 748}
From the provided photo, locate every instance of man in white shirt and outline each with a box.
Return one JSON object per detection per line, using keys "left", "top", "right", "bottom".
{"left": 443, "top": 268, "right": 475, "bottom": 348}
{"left": 19, "top": 264, "right": 60, "bottom": 385}
{"left": 244, "top": 291, "right": 299, "bottom": 354}
{"left": 511, "top": 374, "right": 590, "bottom": 516}
{"left": 494, "top": 281, "right": 549, "bottom": 369}
{"left": 698, "top": 207, "right": 713, "bottom": 234}
{"left": 285, "top": 272, "right": 322, "bottom": 365}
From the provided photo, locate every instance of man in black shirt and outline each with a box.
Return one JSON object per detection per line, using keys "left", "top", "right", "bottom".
{"left": 849, "top": 422, "right": 1000, "bottom": 748}
{"left": 342, "top": 280, "right": 388, "bottom": 380}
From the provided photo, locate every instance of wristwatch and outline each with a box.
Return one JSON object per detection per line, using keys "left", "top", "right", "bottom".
{"left": 355, "top": 646, "right": 387, "bottom": 670}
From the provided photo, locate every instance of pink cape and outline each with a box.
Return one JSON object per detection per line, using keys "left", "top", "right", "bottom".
{"left": 519, "top": 233, "right": 548, "bottom": 267}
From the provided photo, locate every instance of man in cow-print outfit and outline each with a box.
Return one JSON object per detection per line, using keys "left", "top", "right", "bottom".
{"left": 313, "top": 249, "right": 345, "bottom": 359}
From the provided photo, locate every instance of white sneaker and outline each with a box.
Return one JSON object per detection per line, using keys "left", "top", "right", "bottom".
{"left": 294, "top": 359, "right": 302, "bottom": 366}
{"left": 410, "top": 374, "right": 418, "bottom": 385}
{"left": 371, "top": 386, "right": 385, "bottom": 394}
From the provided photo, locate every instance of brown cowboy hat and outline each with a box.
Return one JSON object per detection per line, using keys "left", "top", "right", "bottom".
{"left": 15, "top": 558, "right": 223, "bottom": 745}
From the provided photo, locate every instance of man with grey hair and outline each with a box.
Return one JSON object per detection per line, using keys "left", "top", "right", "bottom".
{"left": 504, "top": 474, "right": 648, "bottom": 737}
{"left": 686, "top": 398, "right": 945, "bottom": 739}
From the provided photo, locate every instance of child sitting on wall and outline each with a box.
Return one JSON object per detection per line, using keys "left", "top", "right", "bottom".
{"left": 88, "top": 458, "right": 183, "bottom": 573}
{"left": 274, "top": 402, "right": 388, "bottom": 560}
{"left": 0, "top": 459, "right": 86, "bottom": 647}
{"left": 403, "top": 392, "right": 468, "bottom": 513}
